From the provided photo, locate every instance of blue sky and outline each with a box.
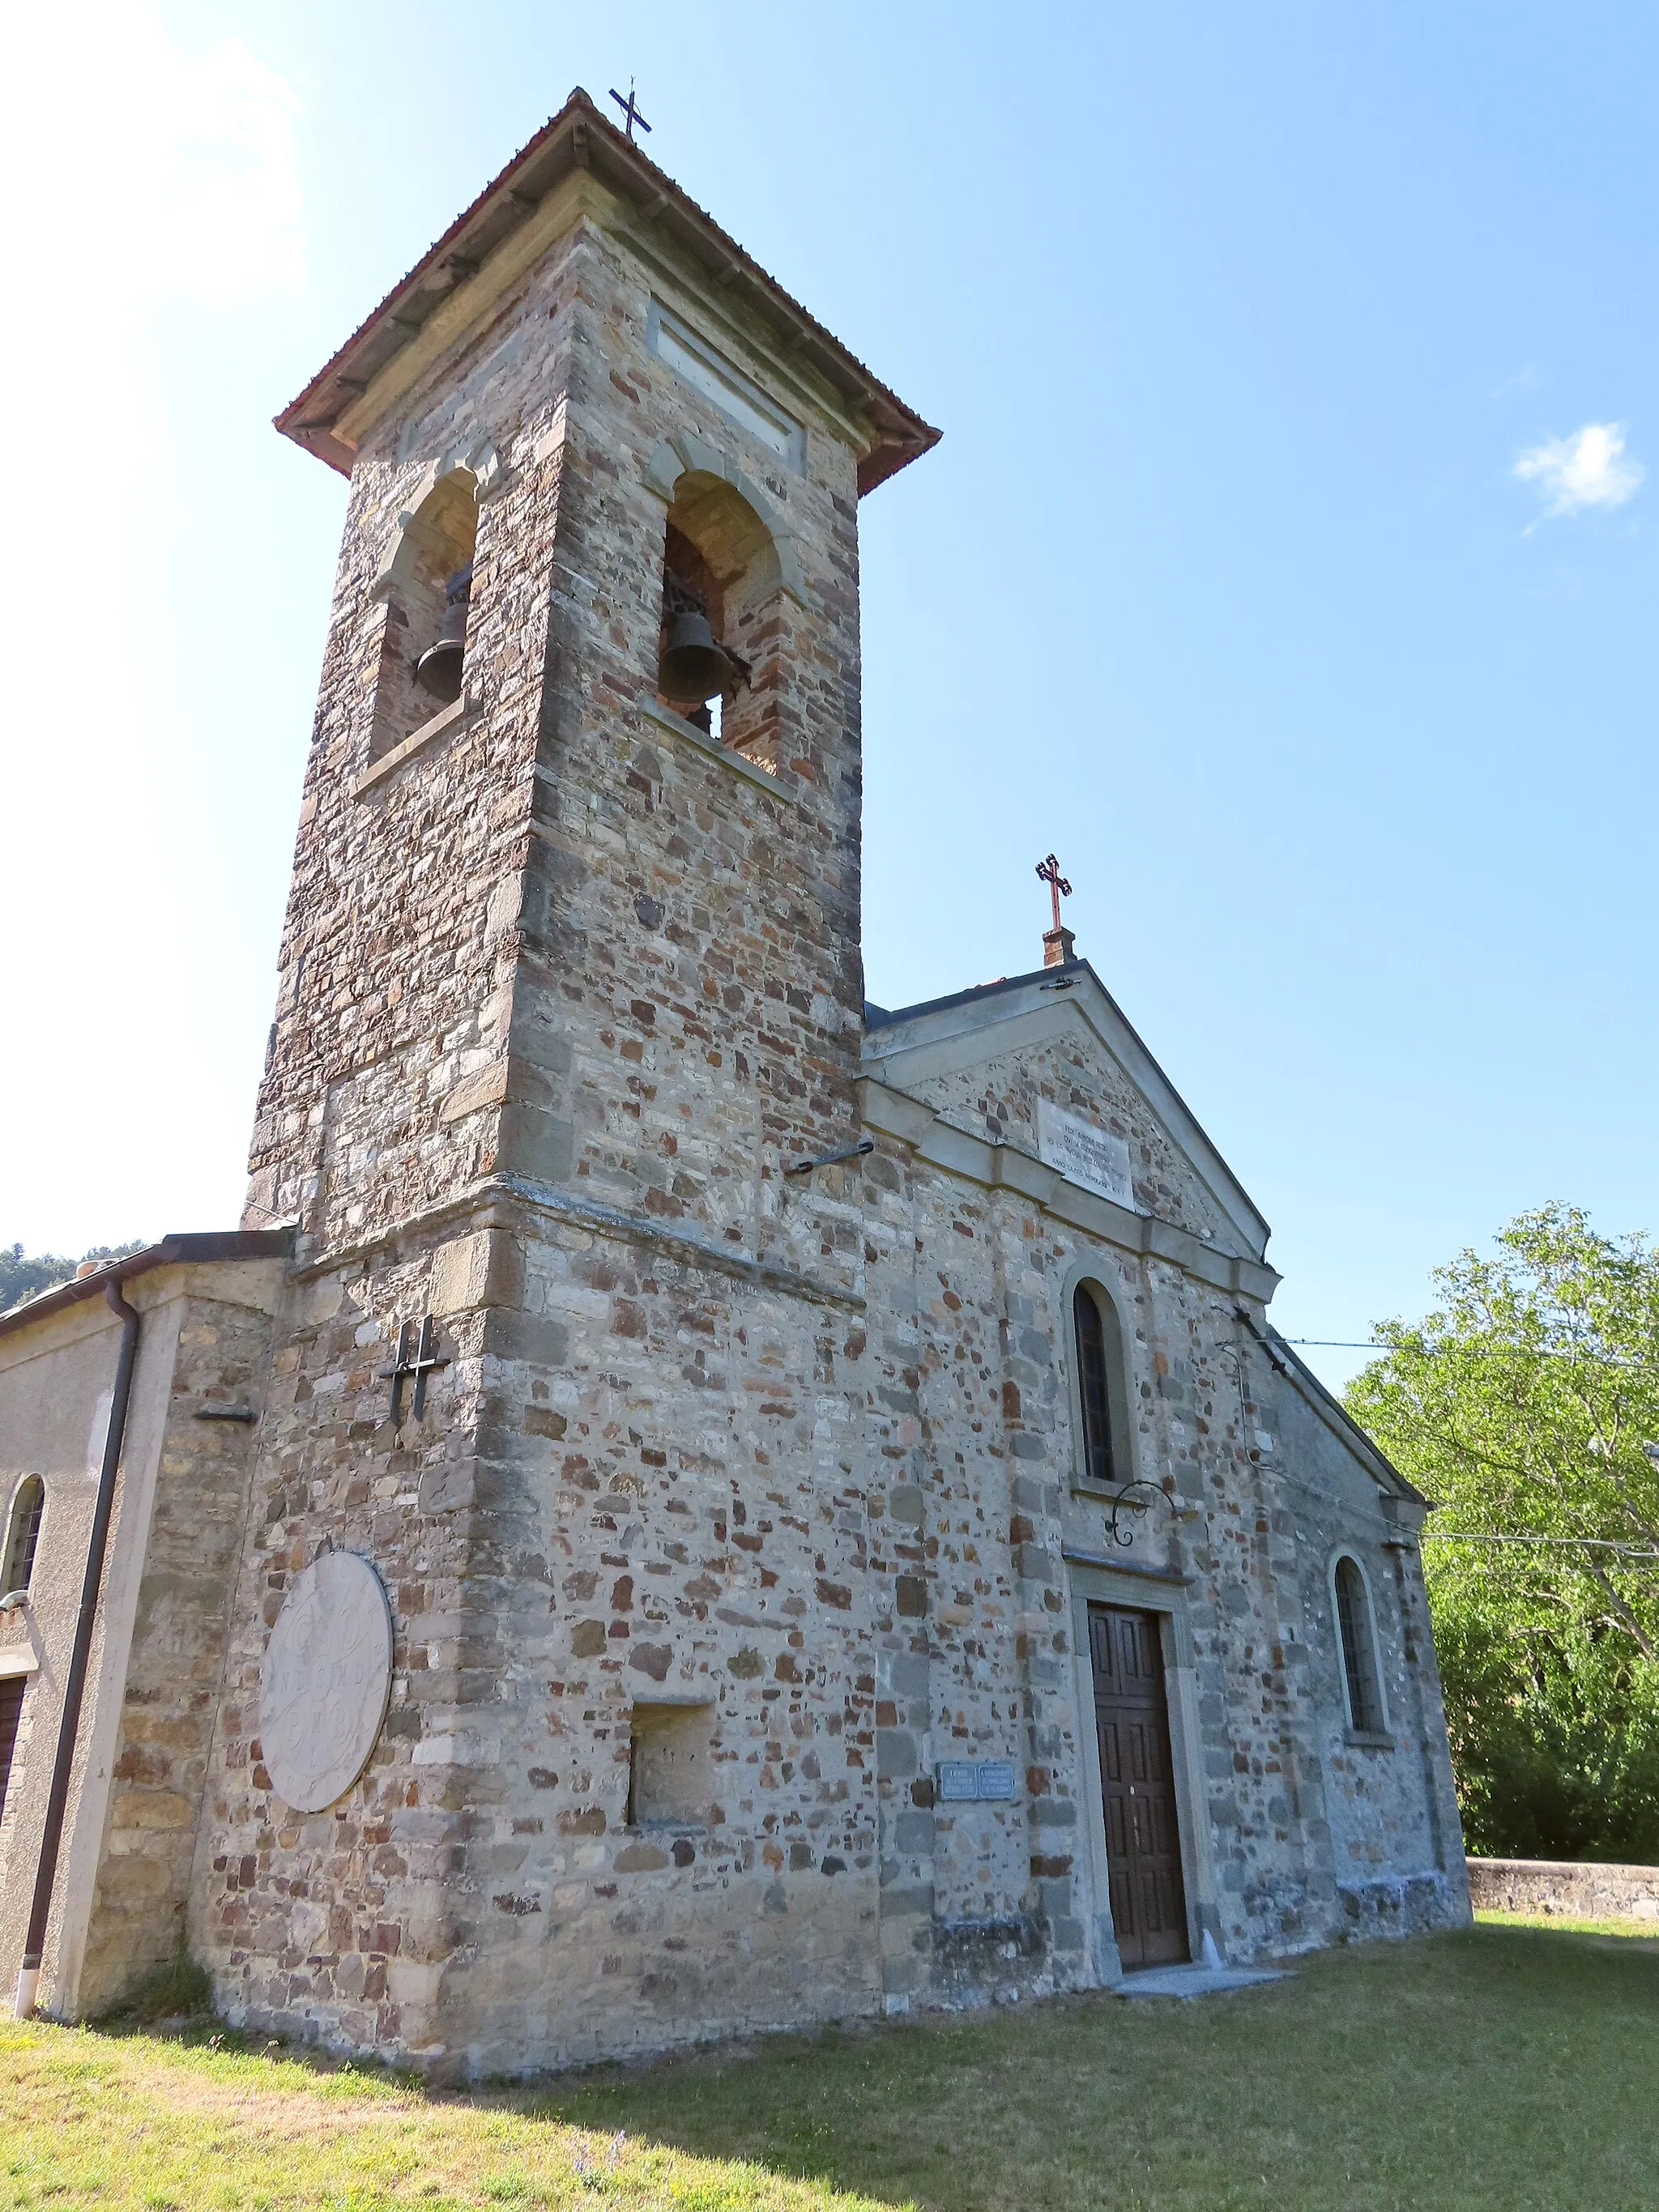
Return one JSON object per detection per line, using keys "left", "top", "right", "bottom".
{"left": 4, "top": 2, "right": 1655, "bottom": 1391}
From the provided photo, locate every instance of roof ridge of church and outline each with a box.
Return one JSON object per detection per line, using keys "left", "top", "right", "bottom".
{"left": 1253, "top": 1321, "right": 1428, "bottom": 1506}
{"left": 863, "top": 959, "right": 1085, "bottom": 1031}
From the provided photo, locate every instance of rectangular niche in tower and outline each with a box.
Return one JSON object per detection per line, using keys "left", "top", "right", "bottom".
{"left": 626, "top": 1701, "right": 717, "bottom": 1828}
{"left": 646, "top": 300, "right": 804, "bottom": 471}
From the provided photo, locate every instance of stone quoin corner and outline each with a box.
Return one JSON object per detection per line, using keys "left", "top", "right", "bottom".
{"left": 0, "top": 87, "right": 1469, "bottom": 2072}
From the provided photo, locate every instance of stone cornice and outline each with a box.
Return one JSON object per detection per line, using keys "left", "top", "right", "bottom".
{"left": 857, "top": 1075, "right": 1281, "bottom": 1306}
{"left": 286, "top": 1174, "right": 864, "bottom": 1315}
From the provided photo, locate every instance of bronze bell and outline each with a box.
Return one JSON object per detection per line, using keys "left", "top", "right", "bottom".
{"left": 659, "top": 607, "right": 731, "bottom": 705}
{"left": 415, "top": 562, "right": 473, "bottom": 703}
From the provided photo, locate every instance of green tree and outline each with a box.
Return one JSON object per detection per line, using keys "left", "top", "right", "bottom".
{"left": 0, "top": 1240, "right": 146, "bottom": 1314}
{"left": 1346, "top": 1205, "right": 1659, "bottom": 1862}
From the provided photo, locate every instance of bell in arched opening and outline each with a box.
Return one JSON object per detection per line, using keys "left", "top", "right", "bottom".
{"left": 659, "top": 608, "right": 734, "bottom": 705}
{"left": 416, "top": 562, "right": 474, "bottom": 703}
{"left": 658, "top": 573, "right": 732, "bottom": 706}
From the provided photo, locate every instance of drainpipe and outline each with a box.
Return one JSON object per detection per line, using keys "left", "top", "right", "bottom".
{"left": 14, "top": 1281, "right": 140, "bottom": 2020}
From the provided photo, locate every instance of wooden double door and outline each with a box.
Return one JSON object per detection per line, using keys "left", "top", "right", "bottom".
{"left": 1090, "top": 1605, "right": 1188, "bottom": 1968}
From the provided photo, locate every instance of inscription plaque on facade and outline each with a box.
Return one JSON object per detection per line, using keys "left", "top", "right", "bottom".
{"left": 937, "top": 1759, "right": 1018, "bottom": 1802}
{"left": 260, "top": 1549, "right": 394, "bottom": 1813}
{"left": 1036, "top": 1098, "right": 1135, "bottom": 1210}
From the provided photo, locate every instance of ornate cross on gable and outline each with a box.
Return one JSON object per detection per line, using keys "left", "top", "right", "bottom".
{"left": 1035, "top": 853, "right": 1077, "bottom": 969}
{"left": 1035, "top": 852, "right": 1073, "bottom": 936}
{"left": 379, "top": 1316, "right": 448, "bottom": 1422}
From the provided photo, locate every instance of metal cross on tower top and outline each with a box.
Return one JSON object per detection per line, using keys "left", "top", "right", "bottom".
{"left": 1035, "top": 853, "right": 1073, "bottom": 937}
{"left": 608, "top": 82, "right": 652, "bottom": 140}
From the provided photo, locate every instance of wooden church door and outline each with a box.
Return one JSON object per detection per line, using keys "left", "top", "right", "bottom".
{"left": 1090, "top": 1605, "right": 1188, "bottom": 1968}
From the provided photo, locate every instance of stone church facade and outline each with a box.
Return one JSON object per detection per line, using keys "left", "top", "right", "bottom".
{"left": 0, "top": 91, "right": 1468, "bottom": 2073}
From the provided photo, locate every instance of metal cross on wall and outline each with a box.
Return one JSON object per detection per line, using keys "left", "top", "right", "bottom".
{"left": 379, "top": 1316, "right": 449, "bottom": 1422}
{"left": 1035, "top": 852, "right": 1073, "bottom": 936}
{"left": 608, "top": 83, "right": 651, "bottom": 140}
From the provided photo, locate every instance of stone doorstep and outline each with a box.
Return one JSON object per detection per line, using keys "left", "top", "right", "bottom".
{"left": 1115, "top": 1962, "right": 1291, "bottom": 2001}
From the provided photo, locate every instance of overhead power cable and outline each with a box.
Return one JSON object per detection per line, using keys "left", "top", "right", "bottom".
{"left": 1282, "top": 1337, "right": 1643, "bottom": 1364}
{"left": 1421, "top": 1531, "right": 1659, "bottom": 1562}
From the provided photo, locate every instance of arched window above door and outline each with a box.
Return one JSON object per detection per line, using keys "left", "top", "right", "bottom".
{"left": 2, "top": 1476, "right": 44, "bottom": 1600}
{"left": 1073, "top": 1280, "right": 1132, "bottom": 1493}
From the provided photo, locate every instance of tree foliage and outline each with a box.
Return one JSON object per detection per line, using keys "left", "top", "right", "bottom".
{"left": 0, "top": 1240, "right": 146, "bottom": 1314}
{"left": 1346, "top": 1205, "right": 1659, "bottom": 1863}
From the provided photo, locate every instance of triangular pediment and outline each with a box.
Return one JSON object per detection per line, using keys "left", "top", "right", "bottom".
{"left": 862, "top": 963, "right": 1270, "bottom": 1265}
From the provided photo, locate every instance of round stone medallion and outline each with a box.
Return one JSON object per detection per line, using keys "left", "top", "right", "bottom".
{"left": 259, "top": 1549, "right": 394, "bottom": 1813}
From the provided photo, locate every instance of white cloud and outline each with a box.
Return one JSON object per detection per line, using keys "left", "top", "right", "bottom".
{"left": 1515, "top": 421, "right": 1644, "bottom": 518}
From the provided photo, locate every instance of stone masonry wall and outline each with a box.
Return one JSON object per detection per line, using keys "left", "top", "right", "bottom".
{"left": 1467, "top": 1857, "right": 1657, "bottom": 1920}
{"left": 75, "top": 1291, "right": 277, "bottom": 2014}
{"left": 915, "top": 1037, "right": 1240, "bottom": 1251}
{"left": 190, "top": 164, "right": 1466, "bottom": 2076}
{"left": 855, "top": 1028, "right": 1468, "bottom": 1984}
{"left": 205, "top": 180, "right": 892, "bottom": 2069}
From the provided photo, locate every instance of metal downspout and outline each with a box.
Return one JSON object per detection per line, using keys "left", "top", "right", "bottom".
{"left": 14, "top": 1281, "right": 141, "bottom": 2019}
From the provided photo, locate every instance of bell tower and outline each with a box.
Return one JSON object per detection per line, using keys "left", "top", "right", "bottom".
{"left": 247, "top": 91, "right": 935, "bottom": 1268}
{"left": 211, "top": 92, "right": 938, "bottom": 2068}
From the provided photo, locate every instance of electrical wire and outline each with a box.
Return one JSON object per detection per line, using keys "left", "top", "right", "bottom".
{"left": 1282, "top": 1337, "right": 1640, "bottom": 1363}
{"left": 1421, "top": 1532, "right": 1659, "bottom": 1561}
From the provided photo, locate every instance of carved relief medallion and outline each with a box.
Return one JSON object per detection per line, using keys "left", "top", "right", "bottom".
{"left": 259, "top": 1549, "right": 394, "bottom": 1813}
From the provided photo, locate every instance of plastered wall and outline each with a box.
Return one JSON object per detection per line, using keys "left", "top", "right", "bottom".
{"left": 0, "top": 1263, "right": 282, "bottom": 2018}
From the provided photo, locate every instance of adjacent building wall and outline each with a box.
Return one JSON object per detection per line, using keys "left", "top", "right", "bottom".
{"left": 0, "top": 1259, "right": 283, "bottom": 2018}
{"left": 75, "top": 1277, "right": 280, "bottom": 2012}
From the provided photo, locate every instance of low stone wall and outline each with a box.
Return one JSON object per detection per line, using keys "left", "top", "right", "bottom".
{"left": 1467, "top": 1856, "right": 1659, "bottom": 1922}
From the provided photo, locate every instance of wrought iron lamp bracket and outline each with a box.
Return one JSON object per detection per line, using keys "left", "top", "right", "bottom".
{"left": 1100, "top": 1479, "right": 1185, "bottom": 1551}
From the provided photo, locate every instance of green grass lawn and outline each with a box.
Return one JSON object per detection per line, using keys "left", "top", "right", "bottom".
{"left": 5, "top": 1924, "right": 1659, "bottom": 2212}
{"left": 1474, "top": 1906, "right": 1659, "bottom": 1941}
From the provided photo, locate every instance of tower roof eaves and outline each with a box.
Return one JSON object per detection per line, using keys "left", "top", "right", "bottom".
{"left": 274, "top": 87, "right": 940, "bottom": 494}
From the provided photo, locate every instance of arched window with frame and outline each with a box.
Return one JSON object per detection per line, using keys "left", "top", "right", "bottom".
{"left": 1073, "top": 1281, "right": 1130, "bottom": 1491}
{"left": 2, "top": 1476, "right": 44, "bottom": 1599}
{"left": 1333, "top": 1553, "right": 1388, "bottom": 1737}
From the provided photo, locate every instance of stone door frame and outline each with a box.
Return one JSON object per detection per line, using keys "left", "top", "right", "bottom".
{"left": 1064, "top": 1552, "right": 1222, "bottom": 1981}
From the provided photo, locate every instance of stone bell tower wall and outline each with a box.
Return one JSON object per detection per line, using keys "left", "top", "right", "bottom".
{"left": 201, "top": 172, "right": 898, "bottom": 2067}
{"left": 245, "top": 174, "right": 871, "bottom": 1272}
{"left": 241, "top": 211, "right": 582, "bottom": 1258}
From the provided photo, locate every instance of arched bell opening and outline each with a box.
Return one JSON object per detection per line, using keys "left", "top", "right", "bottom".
{"left": 655, "top": 472, "right": 785, "bottom": 768}
{"left": 368, "top": 470, "right": 480, "bottom": 763}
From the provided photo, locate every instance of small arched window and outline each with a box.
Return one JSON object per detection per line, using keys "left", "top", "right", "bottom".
{"left": 2, "top": 1477, "right": 44, "bottom": 1598}
{"left": 1333, "top": 1554, "right": 1387, "bottom": 1736}
{"left": 1073, "top": 1281, "right": 1129, "bottom": 1490}
{"left": 369, "top": 469, "right": 480, "bottom": 764}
